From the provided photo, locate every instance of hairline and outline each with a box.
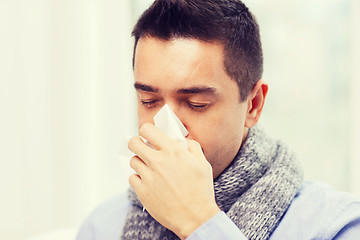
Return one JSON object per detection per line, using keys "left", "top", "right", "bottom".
{"left": 132, "top": 35, "right": 247, "bottom": 102}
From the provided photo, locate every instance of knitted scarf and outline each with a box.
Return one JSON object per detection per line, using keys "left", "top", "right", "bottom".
{"left": 121, "top": 126, "right": 303, "bottom": 240}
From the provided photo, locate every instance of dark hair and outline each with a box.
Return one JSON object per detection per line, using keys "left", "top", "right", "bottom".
{"left": 132, "top": 0, "right": 263, "bottom": 101}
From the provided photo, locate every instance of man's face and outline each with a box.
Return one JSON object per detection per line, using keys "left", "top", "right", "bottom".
{"left": 133, "top": 37, "right": 249, "bottom": 178}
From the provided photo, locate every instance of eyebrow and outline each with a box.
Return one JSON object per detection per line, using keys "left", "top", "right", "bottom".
{"left": 176, "top": 86, "right": 217, "bottom": 95}
{"left": 134, "top": 82, "right": 217, "bottom": 95}
{"left": 134, "top": 83, "right": 159, "bottom": 93}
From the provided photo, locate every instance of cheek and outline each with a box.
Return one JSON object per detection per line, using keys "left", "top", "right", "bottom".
{"left": 185, "top": 107, "right": 246, "bottom": 170}
{"left": 200, "top": 118, "right": 242, "bottom": 152}
{"left": 185, "top": 114, "right": 231, "bottom": 150}
{"left": 201, "top": 121, "right": 243, "bottom": 177}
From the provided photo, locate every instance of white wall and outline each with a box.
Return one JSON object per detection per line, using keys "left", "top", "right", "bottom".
{"left": 0, "top": 0, "right": 136, "bottom": 239}
{"left": 350, "top": 0, "right": 360, "bottom": 197}
{"left": 247, "top": 0, "right": 359, "bottom": 195}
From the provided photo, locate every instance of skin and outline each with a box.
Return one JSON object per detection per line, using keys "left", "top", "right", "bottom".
{"left": 128, "top": 37, "right": 268, "bottom": 239}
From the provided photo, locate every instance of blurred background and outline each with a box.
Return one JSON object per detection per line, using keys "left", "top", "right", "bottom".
{"left": 0, "top": 0, "right": 359, "bottom": 239}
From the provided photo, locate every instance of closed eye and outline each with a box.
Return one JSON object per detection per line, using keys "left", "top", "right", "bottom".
{"left": 141, "top": 99, "right": 159, "bottom": 108}
{"left": 186, "top": 102, "right": 209, "bottom": 111}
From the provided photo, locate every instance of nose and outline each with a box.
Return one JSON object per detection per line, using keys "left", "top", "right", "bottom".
{"left": 165, "top": 102, "right": 177, "bottom": 113}
{"left": 165, "top": 102, "right": 181, "bottom": 119}
{"left": 163, "top": 103, "right": 189, "bottom": 137}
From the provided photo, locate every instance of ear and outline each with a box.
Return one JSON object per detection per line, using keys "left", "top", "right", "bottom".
{"left": 245, "top": 80, "right": 268, "bottom": 128}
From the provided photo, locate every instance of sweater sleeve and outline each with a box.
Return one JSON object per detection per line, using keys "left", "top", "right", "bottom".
{"left": 186, "top": 211, "right": 248, "bottom": 240}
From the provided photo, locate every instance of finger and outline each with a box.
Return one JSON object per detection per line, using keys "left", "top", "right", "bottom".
{"left": 128, "top": 136, "right": 155, "bottom": 165}
{"left": 129, "top": 174, "right": 142, "bottom": 190}
{"left": 186, "top": 139, "right": 207, "bottom": 163}
{"left": 139, "top": 123, "right": 173, "bottom": 150}
{"left": 129, "top": 174, "right": 147, "bottom": 210}
{"left": 129, "top": 156, "right": 148, "bottom": 178}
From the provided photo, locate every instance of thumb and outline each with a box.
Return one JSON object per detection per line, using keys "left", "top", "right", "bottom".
{"left": 186, "top": 139, "right": 207, "bottom": 163}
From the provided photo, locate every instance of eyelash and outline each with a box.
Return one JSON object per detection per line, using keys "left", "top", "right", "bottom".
{"left": 141, "top": 100, "right": 159, "bottom": 108}
{"left": 141, "top": 100, "right": 208, "bottom": 112}
{"left": 186, "top": 102, "right": 208, "bottom": 111}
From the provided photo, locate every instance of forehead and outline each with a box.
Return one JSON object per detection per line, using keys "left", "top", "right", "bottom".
{"left": 134, "top": 37, "right": 224, "bottom": 65}
{"left": 133, "top": 37, "right": 232, "bottom": 91}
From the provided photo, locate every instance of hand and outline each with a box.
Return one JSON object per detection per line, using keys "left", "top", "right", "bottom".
{"left": 128, "top": 123, "right": 221, "bottom": 239}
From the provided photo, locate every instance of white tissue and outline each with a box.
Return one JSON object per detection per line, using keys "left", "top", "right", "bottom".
{"left": 154, "top": 104, "right": 188, "bottom": 147}
{"left": 118, "top": 104, "right": 188, "bottom": 159}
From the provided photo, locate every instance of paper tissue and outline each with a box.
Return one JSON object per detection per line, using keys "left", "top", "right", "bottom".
{"left": 153, "top": 104, "right": 188, "bottom": 147}
{"left": 118, "top": 104, "right": 188, "bottom": 159}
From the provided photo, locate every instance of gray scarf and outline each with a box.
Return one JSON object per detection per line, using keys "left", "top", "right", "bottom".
{"left": 121, "top": 126, "right": 303, "bottom": 240}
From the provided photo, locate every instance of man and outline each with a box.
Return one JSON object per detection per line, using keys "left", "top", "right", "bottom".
{"left": 76, "top": 0, "right": 360, "bottom": 239}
